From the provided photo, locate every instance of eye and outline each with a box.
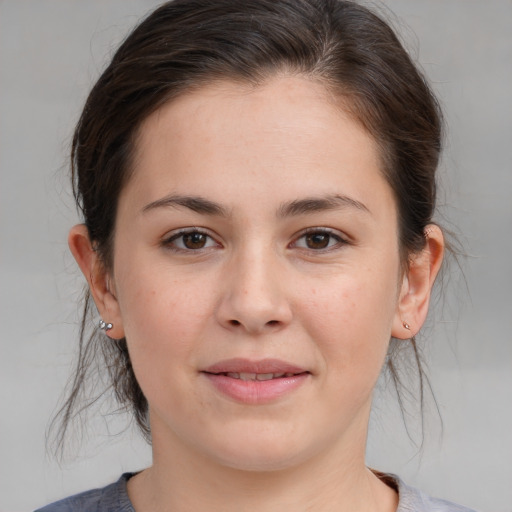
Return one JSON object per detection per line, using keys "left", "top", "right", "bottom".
{"left": 162, "top": 229, "right": 219, "bottom": 251}
{"left": 292, "top": 229, "right": 347, "bottom": 251}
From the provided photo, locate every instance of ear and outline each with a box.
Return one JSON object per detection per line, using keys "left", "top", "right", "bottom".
{"left": 392, "top": 224, "right": 444, "bottom": 339}
{"left": 68, "top": 224, "right": 125, "bottom": 339}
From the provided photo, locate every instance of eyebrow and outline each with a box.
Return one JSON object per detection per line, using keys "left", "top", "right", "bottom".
{"left": 141, "top": 193, "right": 370, "bottom": 218}
{"left": 277, "top": 194, "right": 371, "bottom": 217}
{"left": 142, "top": 194, "right": 230, "bottom": 216}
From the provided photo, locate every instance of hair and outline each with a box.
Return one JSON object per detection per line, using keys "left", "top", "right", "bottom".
{"left": 54, "top": 0, "right": 444, "bottom": 448}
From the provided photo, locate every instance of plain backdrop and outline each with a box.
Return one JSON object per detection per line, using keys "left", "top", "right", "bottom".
{"left": 1, "top": 1, "right": 511, "bottom": 511}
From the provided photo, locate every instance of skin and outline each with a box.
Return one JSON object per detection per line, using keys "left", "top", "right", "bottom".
{"left": 70, "top": 75, "right": 444, "bottom": 511}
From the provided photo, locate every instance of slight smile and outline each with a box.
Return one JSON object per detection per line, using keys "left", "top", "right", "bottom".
{"left": 202, "top": 358, "right": 311, "bottom": 404}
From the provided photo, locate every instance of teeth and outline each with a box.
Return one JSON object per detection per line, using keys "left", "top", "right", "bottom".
{"left": 239, "top": 372, "right": 256, "bottom": 381}
{"left": 256, "top": 373, "right": 274, "bottom": 381}
{"left": 223, "top": 372, "right": 294, "bottom": 381}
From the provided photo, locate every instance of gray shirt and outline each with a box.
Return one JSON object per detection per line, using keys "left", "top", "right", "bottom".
{"left": 35, "top": 472, "right": 478, "bottom": 512}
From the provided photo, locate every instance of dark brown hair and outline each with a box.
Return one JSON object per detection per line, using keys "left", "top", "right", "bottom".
{"left": 55, "top": 0, "right": 443, "bottom": 447}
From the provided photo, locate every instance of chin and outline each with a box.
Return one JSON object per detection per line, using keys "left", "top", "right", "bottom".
{"left": 202, "top": 428, "right": 320, "bottom": 473}
{"left": 213, "top": 449, "right": 306, "bottom": 473}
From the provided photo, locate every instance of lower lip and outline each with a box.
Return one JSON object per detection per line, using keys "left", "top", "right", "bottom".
{"left": 202, "top": 373, "right": 309, "bottom": 404}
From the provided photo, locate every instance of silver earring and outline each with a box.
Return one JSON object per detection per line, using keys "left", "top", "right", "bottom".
{"left": 98, "top": 319, "right": 113, "bottom": 332}
{"left": 402, "top": 321, "right": 411, "bottom": 330}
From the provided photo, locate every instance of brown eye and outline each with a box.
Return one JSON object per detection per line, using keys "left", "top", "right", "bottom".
{"left": 305, "top": 233, "right": 330, "bottom": 249}
{"left": 292, "top": 229, "right": 347, "bottom": 251}
{"left": 182, "top": 232, "right": 207, "bottom": 249}
{"left": 164, "top": 230, "right": 218, "bottom": 251}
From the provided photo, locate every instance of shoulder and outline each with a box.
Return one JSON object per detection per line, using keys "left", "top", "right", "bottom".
{"left": 34, "top": 473, "right": 135, "bottom": 512}
{"left": 393, "top": 475, "right": 479, "bottom": 512}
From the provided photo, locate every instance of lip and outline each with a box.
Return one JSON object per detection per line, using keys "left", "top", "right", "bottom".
{"left": 201, "top": 358, "right": 310, "bottom": 405}
{"left": 203, "top": 358, "right": 307, "bottom": 375}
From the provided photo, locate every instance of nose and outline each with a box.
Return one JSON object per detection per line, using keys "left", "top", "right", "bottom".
{"left": 215, "top": 246, "right": 293, "bottom": 335}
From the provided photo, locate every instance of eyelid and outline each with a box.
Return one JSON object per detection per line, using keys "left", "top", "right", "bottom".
{"left": 161, "top": 227, "right": 222, "bottom": 251}
{"left": 290, "top": 227, "right": 351, "bottom": 251}
{"left": 160, "top": 226, "right": 350, "bottom": 252}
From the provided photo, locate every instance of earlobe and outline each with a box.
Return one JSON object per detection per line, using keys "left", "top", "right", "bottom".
{"left": 68, "top": 224, "right": 125, "bottom": 339}
{"left": 392, "top": 225, "right": 444, "bottom": 339}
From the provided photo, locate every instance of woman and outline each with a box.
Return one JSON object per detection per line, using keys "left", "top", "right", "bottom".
{"left": 37, "top": 0, "right": 477, "bottom": 510}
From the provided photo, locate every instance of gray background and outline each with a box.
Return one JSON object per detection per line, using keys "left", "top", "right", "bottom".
{"left": 1, "top": 1, "right": 511, "bottom": 511}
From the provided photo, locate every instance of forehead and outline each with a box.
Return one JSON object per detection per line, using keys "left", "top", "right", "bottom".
{"left": 125, "top": 75, "right": 394, "bottom": 220}
{"left": 137, "top": 76, "right": 372, "bottom": 151}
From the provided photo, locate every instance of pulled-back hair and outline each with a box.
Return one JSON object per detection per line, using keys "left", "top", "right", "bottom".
{"left": 56, "top": 0, "right": 443, "bottom": 446}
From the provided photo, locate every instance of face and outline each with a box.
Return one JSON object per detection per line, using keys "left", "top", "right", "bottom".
{"left": 109, "top": 76, "right": 405, "bottom": 471}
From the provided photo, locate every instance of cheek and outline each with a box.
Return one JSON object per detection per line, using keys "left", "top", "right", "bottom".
{"left": 114, "top": 260, "right": 213, "bottom": 371}
{"left": 299, "top": 267, "right": 398, "bottom": 373}
{"left": 115, "top": 270, "right": 211, "bottom": 416}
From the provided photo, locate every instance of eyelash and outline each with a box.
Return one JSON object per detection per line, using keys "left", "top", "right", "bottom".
{"left": 161, "top": 227, "right": 349, "bottom": 253}
{"left": 161, "top": 228, "right": 220, "bottom": 252}
{"left": 290, "top": 228, "right": 349, "bottom": 252}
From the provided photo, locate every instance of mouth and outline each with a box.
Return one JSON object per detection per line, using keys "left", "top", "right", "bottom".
{"left": 202, "top": 358, "right": 309, "bottom": 378}
{"left": 201, "top": 359, "right": 310, "bottom": 404}
{"left": 208, "top": 371, "right": 305, "bottom": 381}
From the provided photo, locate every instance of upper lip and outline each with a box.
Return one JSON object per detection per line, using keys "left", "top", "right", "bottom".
{"left": 202, "top": 358, "right": 309, "bottom": 375}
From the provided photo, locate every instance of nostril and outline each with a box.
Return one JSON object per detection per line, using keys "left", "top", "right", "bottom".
{"left": 229, "top": 320, "right": 241, "bottom": 326}
{"left": 266, "top": 320, "right": 279, "bottom": 326}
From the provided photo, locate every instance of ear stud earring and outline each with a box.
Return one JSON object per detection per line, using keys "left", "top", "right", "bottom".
{"left": 402, "top": 321, "right": 411, "bottom": 330}
{"left": 98, "top": 319, "right": 113, "bottom": 332}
